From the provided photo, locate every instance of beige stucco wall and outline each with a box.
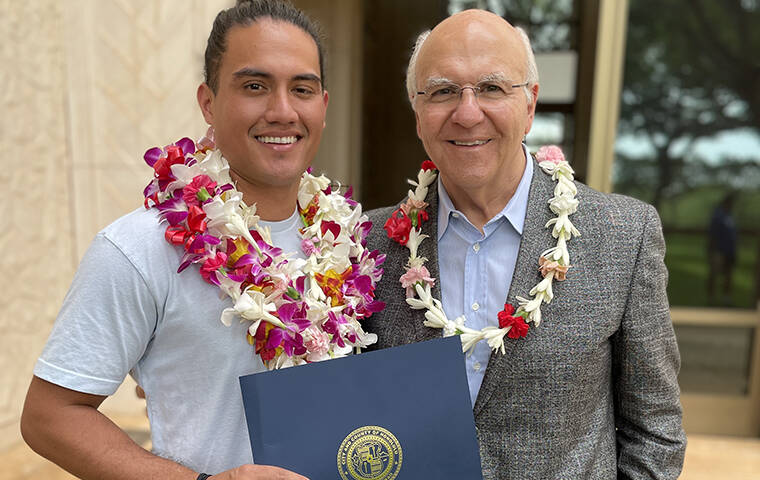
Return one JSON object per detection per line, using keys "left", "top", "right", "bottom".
{"left": 0, "top": 0, "right": 360, "bottom": 453}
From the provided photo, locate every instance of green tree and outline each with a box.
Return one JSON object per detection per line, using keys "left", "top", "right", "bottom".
{"left": 617, "top": 0, "right": 760, "bottom": 208}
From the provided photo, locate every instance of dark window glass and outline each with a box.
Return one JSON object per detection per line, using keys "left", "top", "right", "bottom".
{"left": 614, "top": 0, "right": 760, "bottom": 310}
{"left": 447, "top": 0, "right": 581, "bottom": 168}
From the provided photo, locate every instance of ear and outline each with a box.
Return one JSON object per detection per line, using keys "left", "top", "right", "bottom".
{"left": 415, "top": 108, "right": 422, "bottom": 140}
{"left": 322, "top": 89, "right": 329, "bottom": 127}
{"left": 524, "top": 83, "right": 540, "bottom": 135}
{"left": 197, "top": 83, "right": 215, "bottom": 125}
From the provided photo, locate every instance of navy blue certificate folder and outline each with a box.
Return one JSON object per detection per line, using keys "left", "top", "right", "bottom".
{"left": 239, "top": 336, "right": 483, "bottom": 480}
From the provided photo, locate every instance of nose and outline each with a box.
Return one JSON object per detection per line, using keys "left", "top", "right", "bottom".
{"left": 449, "top": 88, "right": 485, "bottom": 128}
{"left": 263, "top": 88, "right": 299, "bottom": 124}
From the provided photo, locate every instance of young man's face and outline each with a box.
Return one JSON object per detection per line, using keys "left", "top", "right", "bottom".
{"left": 198, "top": 19, "right": 328, "bottom": 193}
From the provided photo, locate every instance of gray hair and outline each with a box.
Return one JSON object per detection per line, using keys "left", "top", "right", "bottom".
{"left": 405, "top": 24, "right": 539, "bottom": 110}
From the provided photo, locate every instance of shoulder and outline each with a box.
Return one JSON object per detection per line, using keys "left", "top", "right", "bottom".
{"left": 90, "top": 207, "right": 180, "bottom": 280}
{"left": 365, "top": 202, "right": 404, "bottom": 253}
{"left": 573, "top": 183, "right": 660, "bottom": 237}
{"left": 366, "top": 204, "right": 398, "bottom": 227}
{"left": 101, "top": 207, "right": 164, "bottom": 239}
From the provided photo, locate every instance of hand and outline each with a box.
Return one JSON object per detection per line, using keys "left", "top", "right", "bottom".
{"left": 210, "top": 464, "right": 309, "bottom": 479}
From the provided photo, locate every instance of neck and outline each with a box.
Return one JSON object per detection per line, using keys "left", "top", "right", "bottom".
{"left": 441, "top": 181, "right": 514, "bottom": 232}
{"left": 231, "top": 172, "right": 300, "bottom": 221}
{"left": 440, "top": 159, "right": 526, "bottom": 232}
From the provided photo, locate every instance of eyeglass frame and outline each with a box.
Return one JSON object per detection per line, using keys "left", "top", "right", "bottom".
{"left": 414, "top": 80, "right": 530, "bottom": 105}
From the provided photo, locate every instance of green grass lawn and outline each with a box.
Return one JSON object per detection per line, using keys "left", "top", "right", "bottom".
{"left": 664, "top": 232, "right": 758, "bottom": 309}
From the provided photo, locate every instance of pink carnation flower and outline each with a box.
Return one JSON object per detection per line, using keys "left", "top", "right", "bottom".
{"left": 400, "top": 265, "right": 435, "bottom": 298}
{"left": 400, "top": 197, "right": 429, "bottom": 217}
{"left": 535, "top": 145, "right": 565, "bottom": 164}
{"left": 304, "top": 325, "right": 331, "bottom": 361}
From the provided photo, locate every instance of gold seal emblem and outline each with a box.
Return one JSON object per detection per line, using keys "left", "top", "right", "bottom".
{"left": 337, "top": 426, "right": 403, "bottom": 480}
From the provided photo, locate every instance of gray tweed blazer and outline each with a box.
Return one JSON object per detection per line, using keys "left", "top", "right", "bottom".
{"left": 364, "top": 159, "right": 687, "bottom": 479}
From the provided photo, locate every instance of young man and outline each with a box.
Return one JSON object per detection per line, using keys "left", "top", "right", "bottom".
{"left": 365, "top": 10, "right": 687, "bottom": 479}
{"left": 21, "top": 1, "right": 330, "bottom": 478}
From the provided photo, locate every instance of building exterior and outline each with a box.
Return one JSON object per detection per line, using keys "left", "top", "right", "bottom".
{"left": 1, "top": 0, "right": 757, "bottom": 455}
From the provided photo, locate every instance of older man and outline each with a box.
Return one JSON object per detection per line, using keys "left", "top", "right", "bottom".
{"left": 365, "top": 9, "right": 686, "bottom": 479}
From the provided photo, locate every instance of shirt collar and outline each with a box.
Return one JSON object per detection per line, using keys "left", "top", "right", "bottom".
{"left": 437, "top": 143, "right": 534, "bottom": 241}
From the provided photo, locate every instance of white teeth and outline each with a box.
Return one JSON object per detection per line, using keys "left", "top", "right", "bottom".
{"left": 453, "top": 140, "right": 488, "bottom": 146}
{"left": 257, "top": 136, "right": 298, "bottom": 144}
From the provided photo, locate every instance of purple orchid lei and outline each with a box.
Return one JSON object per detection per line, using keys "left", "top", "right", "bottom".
{"left": 143, "top": 132, "right": 385, "bottom": 369}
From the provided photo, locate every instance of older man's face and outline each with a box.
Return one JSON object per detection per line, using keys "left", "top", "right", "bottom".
{"left": 413, "top": 16, "right": 538, "bottom": 198}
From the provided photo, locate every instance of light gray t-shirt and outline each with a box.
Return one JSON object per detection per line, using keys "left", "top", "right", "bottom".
{"left": 35, "top": 206, "right": 303, "bottom": 472}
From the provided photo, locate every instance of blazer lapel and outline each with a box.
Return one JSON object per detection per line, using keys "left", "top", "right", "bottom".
{"left": 473, "top": 159, "right": 556, "bottom": 416}
{"left": 411, "top": 184, "right": 445, "bottom": 343}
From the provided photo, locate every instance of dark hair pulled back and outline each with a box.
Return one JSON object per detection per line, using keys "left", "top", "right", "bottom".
{"left": 204, "top": 0, "right": 326, "bottom": 93}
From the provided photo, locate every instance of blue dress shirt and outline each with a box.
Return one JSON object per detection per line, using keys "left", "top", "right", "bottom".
{"left": 437, "top": 145, "right": 533, "bottom": 407}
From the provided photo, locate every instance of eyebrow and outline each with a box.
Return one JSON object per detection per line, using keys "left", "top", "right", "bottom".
{"left": 232, "top": 68, "right": 322, "bottom": 84}
{"left": 421, "top": 73, "right": 514, "bottom": 91}
{"left": 478, "top": 72, "right": 510, "bottom": 84}
{"left": 421, "top": 77, "right": 454, "bottom": 90}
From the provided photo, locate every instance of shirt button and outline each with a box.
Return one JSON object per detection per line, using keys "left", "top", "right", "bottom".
{"left": 473, "top": 243, "right": 480, "bottom": 252}
{"left": 452, "top": 212, "right": 460, "bottom": 218}
{"left": 473, "top": 362, "right": 482, "bottom": 371}
{"left": 471, "top": 302, "right": 479, "bottom": 311}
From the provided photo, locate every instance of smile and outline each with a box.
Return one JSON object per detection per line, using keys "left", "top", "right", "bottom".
{"left": 255, "top": 136, "right": 299, "bottom": 144}
{"left": 449, "top": 139, "right": 490, "bottom": 146}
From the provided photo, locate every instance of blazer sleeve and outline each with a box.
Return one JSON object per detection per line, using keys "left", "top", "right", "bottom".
{"left": 612, "top": 204, "right": 687, "bottom": 479}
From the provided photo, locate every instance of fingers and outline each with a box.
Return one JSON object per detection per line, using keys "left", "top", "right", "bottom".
{"left": 214, "top": 464, "right": 309, "bottom": 479}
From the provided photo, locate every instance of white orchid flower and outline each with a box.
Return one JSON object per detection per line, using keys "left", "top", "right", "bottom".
{"left": 204, "top": 195, "right": 258, "bottom": 247}
{"left": 353, "top": 327, "right": 378, "bottom": 347}
{"left": 298, "top": 172, "right": 330, "bottom": 207}
{"left": 322, "top": 243, "right": 351, "bottom": 272}
{"left": 218, "top": 275, "right": 242, "bottom": 302}
{"left": 200, "top": 149, "right": 232, "bottom": 184}
{"left": 308, "top": 277, "right": 327, "bottom": 302}
{"left": 245, "top": 319, "right": 263, "bottom": 337}
{"left": 220, "top": 289, "right": 284, "bottom": 329}
{"left": 170, "top": 162, "right": 202, "bottom": 186}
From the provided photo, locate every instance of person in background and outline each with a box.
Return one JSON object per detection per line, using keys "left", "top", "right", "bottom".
{"left": 707, "top": 192, "right": 738, "bottom": 306}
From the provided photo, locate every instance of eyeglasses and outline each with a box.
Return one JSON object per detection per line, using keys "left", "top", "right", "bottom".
{"left": 415, "top": 81, "right": 529, "bottom": 106}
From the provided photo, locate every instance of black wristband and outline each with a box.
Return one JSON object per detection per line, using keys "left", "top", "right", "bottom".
{"left": 196, "top": 474, "right": 212, "bottom": 480}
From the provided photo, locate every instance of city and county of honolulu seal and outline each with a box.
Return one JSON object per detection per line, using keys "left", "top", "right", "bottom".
{"left": 337, "top": 426, "right": 403, "bottom": 480}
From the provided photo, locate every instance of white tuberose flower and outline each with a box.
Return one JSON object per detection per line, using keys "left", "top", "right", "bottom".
{"left": 221, "top": 288, "right": 285, "bottom": 330}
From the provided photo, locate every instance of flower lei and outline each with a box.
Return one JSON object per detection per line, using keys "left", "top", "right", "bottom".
{"left": 143, "top": 133, "right": 385, "bottom": 369}
{"left": 384, "top": 146, "right": 579, "bottom": 355}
